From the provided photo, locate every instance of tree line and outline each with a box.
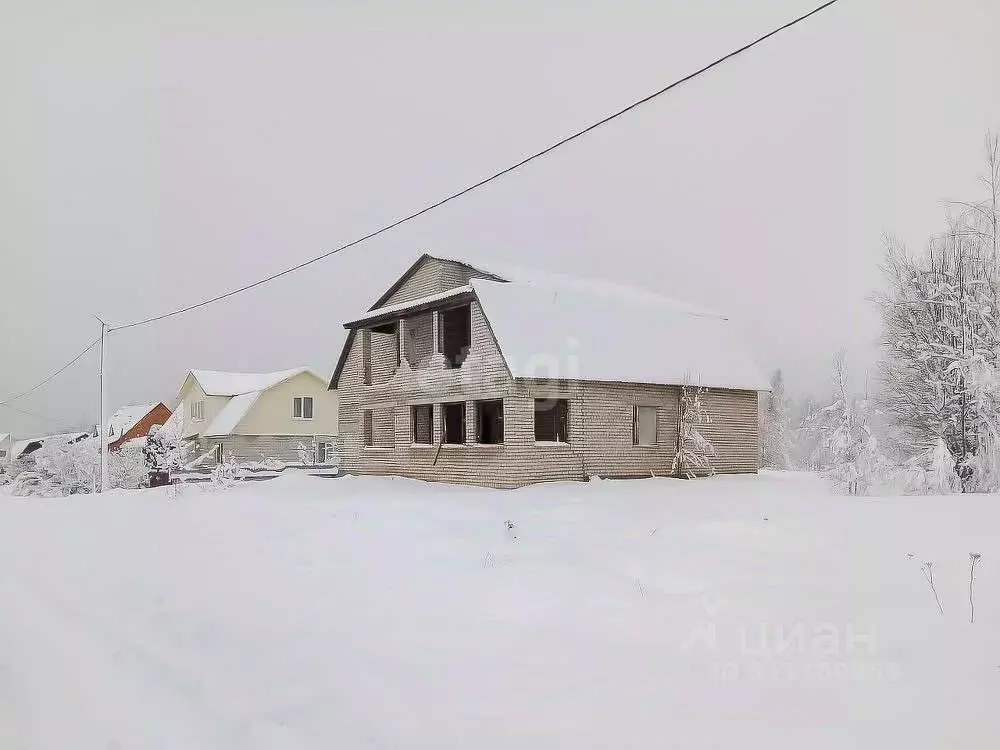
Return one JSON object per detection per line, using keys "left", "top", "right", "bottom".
{"left": 762, "top": 133, "right": 1000, "bottom": 494}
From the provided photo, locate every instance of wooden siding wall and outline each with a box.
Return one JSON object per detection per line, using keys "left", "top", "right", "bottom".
{"left": 338, "top": 256, "right": 761, "bottom": 487}
{"left": 699, "top": 388, "right": 760, "bottom": 474}
{"left": 193, "top": 435, "right": 341, "bottom": 465}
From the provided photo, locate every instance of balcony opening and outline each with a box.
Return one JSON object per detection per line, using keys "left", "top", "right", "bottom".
{"left": 439, "top": 305, "right": 471, "bottom": 368}
{"left": 442, "top": 402, "right": 466, "bottom": 444}
{"left": 476, "top": 400, "right": 504, "bottom": 444}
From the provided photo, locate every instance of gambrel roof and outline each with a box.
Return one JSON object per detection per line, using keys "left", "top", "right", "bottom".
{"left": 330, "top": 253, "right": 768, "bottom": 391}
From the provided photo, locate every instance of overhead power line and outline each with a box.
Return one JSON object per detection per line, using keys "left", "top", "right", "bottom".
{"left": 0, "top": 336, "right": 101, "bottom": 406}
{"left": 0, "top": 402, "right": 84, "bottom": 432}
{"left": 109, "top": 0, "right": 842, "bottom": 333}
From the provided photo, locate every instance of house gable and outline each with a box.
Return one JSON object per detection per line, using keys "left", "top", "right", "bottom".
{"left": 176, "top": 376, "right": 229, "bottom": 439}
{"left": 109, "top": 402, "right": 173, "bottom": 451}
{"left": 330, "top": 253, "right": 506, "bottom": 389}
{"left": 229, "top": 370, "right": 339, "bottom": 437}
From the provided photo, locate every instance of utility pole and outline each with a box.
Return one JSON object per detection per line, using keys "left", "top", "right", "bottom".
{"left": 95, "top": 316, "right": 109, "bottom": 493}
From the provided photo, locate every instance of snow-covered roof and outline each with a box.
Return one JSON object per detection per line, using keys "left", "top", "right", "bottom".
{"left": 428, "top": 253, "right": 725, "bottom": 318}
{"left": 12, "top": 432, "right": 91, "bottom": 458}
{"left": 0, "top": 433, "right": 9, "bottom": 443}
{"left": 471, "top": 278, "right": 769, "bottom": 391}
{"left": 204, "top": 392, "right": 262, "bottom": 437}
{"left": 108, "top": 402, "right": 161, "bottom": 439}
{"left": 187, "top": 368, "right": 317, "bottom": 397}
{"left": 347, "top": 286, "right": 474, "bottom": 327}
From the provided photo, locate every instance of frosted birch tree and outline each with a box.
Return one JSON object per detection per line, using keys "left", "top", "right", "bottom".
{"left": 874, "top": 133, "right": 1000, "bottom": 490}
{"left": 672, "top": 382, "right": 715, "bottom": 479}
{"left": 808, "top": 353, "right": 885, "bottom": 495}
{"left": 761, "top": 369, "right": 795, "bottom": 469}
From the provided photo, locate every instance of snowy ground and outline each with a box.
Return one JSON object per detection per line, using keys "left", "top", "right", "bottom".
{"left": 1, "top": 472, "right": 999, "bottom": 749}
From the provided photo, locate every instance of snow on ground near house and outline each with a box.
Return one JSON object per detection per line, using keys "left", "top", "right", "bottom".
{"left": 1, "top": 472, "right": 999, "bottom": 749}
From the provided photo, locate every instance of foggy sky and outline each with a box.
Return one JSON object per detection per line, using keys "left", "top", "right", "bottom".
{"left": 3, "top": 0, "right": 1000, "bottom": 439}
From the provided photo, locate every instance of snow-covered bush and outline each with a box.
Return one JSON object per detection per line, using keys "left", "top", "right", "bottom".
{"left": 210, "top": 454, "right": 247, "bottom": 491}
{"left": 30, "top": 435, "right": 99, "bottom": 495}
{"left": 107, "top": 441, "right": 148, "bottom": 490}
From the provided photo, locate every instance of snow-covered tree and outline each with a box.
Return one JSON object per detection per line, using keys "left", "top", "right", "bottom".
{"left": 874, "top": 133, "right": 1000, "bottom": 490}
{"left": 26, "top": 435, "right": 99, "bottom": 496}
{"left": 808, "top": 353, "right": 886, "bottom": 495}
{"left": 672, "top": 382, "right": 715, "bottom": 479}
{"left": 924, "top": 438, "right": 960, "bottom": 494}
{"left": 761, "top": 369, "right": 795, "bottom": 469}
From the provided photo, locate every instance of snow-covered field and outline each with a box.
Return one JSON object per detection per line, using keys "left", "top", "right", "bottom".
{"left": 1, "top": 472, "right": 998, "bottom": 748}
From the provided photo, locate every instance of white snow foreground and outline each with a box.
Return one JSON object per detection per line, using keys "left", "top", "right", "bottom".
{"left": 1, "top": 473, "right": 999, "bottom": 748}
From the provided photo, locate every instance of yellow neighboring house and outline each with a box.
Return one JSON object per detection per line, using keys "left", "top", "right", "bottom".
{"left": 175, "top": 368, "right": 339, "bottom": 466}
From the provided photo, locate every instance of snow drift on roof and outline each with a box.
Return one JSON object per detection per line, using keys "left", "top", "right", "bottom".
{"left": 12, "top": 432, "right": 91, "bottom": 458}
{"left": 108, "top": 403, "right": 160, "bottom": 439}
{"left": 204, "top": 392, "right": 261, "bottom": 437}
{"left": 189, "top": 368, "right": 314, "bottom": 397}
{"left": 471, "top": 278, "right": 768, "bottom": 391}
{"left": 428, "top": 253, "right": 724, "bottom": 318}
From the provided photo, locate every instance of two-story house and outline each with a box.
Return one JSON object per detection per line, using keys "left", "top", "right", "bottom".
{"left": 329, "top": 253, "right": 768, "bottom": 488}
{"left": 176, "top": 368, "right": 339, "bottom": 465}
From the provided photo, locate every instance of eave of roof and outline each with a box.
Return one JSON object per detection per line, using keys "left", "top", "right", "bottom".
{"left": 343, "top": 287, "right": 475, "bottom": 330}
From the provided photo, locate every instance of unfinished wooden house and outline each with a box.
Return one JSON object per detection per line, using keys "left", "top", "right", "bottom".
{"left": 329, "top": 253, "right": 768, "bottom": 488}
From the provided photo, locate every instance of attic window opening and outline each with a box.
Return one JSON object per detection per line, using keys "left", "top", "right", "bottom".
{"left": 439, "top": 305, "right": 471, "bottom": 369}
{"left": 191, "top": 400, "right": 205, "bottom": 422}
{"left": 534, "top": 398, "right": 569, "bottom": 442}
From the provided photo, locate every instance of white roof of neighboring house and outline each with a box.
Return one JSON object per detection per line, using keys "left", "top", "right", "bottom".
{"left": 0, "top": 433, "right": 9, "bottom": 443}
{"left": 12, "top": 432, "right": 92, "bottom": 458}
{"left": 471, "top": 278, "right": 769, "bottom": 392}
{"left": 204, "top": 392, "right": 262, "bottom": 438}
{"left": 187, "top": 368, "right": 315, "bottom": 397}
{"left": 108, "top": 402, "right": 161, "bottom": 439}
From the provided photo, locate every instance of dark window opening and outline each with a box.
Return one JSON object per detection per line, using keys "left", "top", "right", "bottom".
{"left": 412, "top": 404, "right": 434, "bottom": 445}
{"left": 534, "top": 398, "right": 569, "bottom": 442}
{"left": 442, "top": 402, "right": 466, "bottom": 444}
{"left": 372, "top": 322, "right": 400, "bottom": 367}
{"left": 362, "top": 410, "right": 373, "bottom": 447}
{"left": 439, "top": 305, "right": 472, "bottom": 368}
{"left": 476, "top": 400, "right": 504, "bottom": 444}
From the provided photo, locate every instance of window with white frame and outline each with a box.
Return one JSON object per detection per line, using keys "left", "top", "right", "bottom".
{"left": 293, "top": 396, "right": 314, "bottom": 420}
{"left": 317, "top": 441, "right": 336, "bottom": 464}
{"left": 191, "top": 400, "right": 205, "bottom": 421}
{"left": 633, "top": 405, "right": 658, "bottom": 446}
